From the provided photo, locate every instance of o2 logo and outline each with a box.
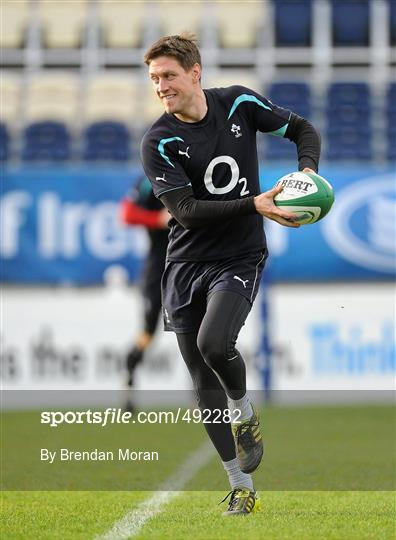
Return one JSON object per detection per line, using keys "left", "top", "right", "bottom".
{"left": 204, "top": 156, "right": 249, "bottom": 196}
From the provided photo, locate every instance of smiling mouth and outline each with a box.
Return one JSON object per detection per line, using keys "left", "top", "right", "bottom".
{"left": 162, "top": 94, "right": 176, "bottom": 101}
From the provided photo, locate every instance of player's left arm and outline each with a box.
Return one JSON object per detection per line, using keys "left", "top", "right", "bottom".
{"left": 284, "top": 113, "right": 321, "bottom": 173}
{"left": 229, "top": 86, "right": 321, "bottom": 172}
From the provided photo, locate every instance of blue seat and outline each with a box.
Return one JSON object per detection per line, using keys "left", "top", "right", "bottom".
{"left": 22, "top": 121, "right": 71, "bottom": 161}
{"left": 390, "top": 0, "right": 396, "bottom": 46}
{"left": 268, "top": 82, "right": 311, "bottom": 118}
{"left": 0, "top": 123, "right": 10, "bottom": 161}
{"left": 326, "top": 126, "right": 372, "bottom": 160}
{"left": 386, "top": 83, "right": 396, "bottom": 160}
{"left": 274, "top": 0, "right": 312, "bottom": 47}
{"left": 83, "top": 121, "right": 131, "bottom": 161}
{"left": 326, "top": 82, "right": 371, "bottom": 159}
{"left": 265, "top": 134, "right": 296, "bottom": 160}
{"left": 327, "top": 82, "right": 370, "bottom": 107}
{"left": 386, "top": 83, "right": 396, "bottom": 111}
{"left": 331, "top": 0, "right": 369, "bottom": 46}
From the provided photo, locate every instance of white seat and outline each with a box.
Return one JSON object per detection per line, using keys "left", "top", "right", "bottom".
{"left": 38, "top": 0, "right": 88, "bottom": 48}
{"left": 25, "top": 73, "right": 79, "bottom": 123}
{"left": 214, "top": 0, "right": 264, "bottom": 48}
{"left": 206, "top": 71, "right": 260, "bottom": 93}
{"left": 0, "top": 0, "right": 29, "bottom": 48}
{"left": 158, "top": 0, "right": 203, "bottom": 37}
{"left": 84, "top": 75, "right": 138, "bottom": 123}
{"left": 0, "top": 73, "right": 21, "bottom": 126}
{"left": 98, "top": 0, "right": 146, "bottom": 48}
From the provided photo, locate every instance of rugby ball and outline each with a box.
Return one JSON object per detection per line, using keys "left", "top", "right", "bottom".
{"left": 274, "top": 171, "right": 334, "bottom": 225}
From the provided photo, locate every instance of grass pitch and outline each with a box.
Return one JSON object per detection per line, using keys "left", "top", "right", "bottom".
{"left": 2, "top": 490, "right": 394, "bottom": 539}
{"left": 2, "top": 404, "right": 395, "bottom": 539}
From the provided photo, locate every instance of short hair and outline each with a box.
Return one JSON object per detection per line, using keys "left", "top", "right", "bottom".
{"left": 144, "top": 33, "right": 202, "bottom": 72}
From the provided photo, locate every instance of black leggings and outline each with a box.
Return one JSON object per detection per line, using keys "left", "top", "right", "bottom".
{"left": 176, "top": 290, "right": 251, "bottom": 461}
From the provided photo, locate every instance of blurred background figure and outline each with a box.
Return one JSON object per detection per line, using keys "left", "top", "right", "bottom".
{"left": 120, "top": 176, "right": 169, "bottom": 410}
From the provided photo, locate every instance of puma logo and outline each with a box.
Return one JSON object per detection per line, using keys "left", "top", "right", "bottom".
{"left": 233, "top": 275, "right": 249, "bottom": 288}
{"left": 178, "top": 146, "right": 190, "bottom": 158}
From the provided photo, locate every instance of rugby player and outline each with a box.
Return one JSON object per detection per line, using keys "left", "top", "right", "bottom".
{"left": 141, "top": 34, "right": 320, "bottom": 515}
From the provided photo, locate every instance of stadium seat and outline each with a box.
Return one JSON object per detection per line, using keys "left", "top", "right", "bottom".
{"left": 22, "top": 121, "right": 71, "bottom": 161}
{"left": 98, "top": 0, "right": 146, "bottom": 48}
{"left": 391, "top": 0, "right": 396, "bottom": 46}
{"left": 0, "top": 0, "right": 29, "bottom": 48}
{"left": 38, "top": 0, "right": 88, "bottom": 48}
{"left": 25, "top": 73, "right": 79, "bottom": 124}
{"left": 158, "top": 0, "right": 203, "bottom": 37}
{"left": 327, "top": 82, "right": 369, "bottom": 106}
{"left": 267, "top": 82, "right": 311, "bottom": 118}
{"left": 0, "top": 74, "right": 21, "bottom": 125}
{"left": 0, "top": 123, "right": 10, "bottom": 161}
{"left": 214, "top": 0, "right": 264, "bottom": 48}
{"left": 386, "top": 83, "right": 396, "bottom": 160}
{"left": 84, "top": 75, "right": 138, "bottom": 123}
{"left": 326, "top": 82, "right": 372, "bottom": 160}
{"left": 265, "top": 134, "right": 297, "bottom": 160}
{"left": 83, "top": 121, "right": 131, "bottom": 161}
{"left": 206, "top": 72, "right": 260, "bottom": 93}
{"left": 274, "top": 0, "right": 312, "bottom": 47}
{"left": 331, "top": 0, "right": 369, "bottom": 47}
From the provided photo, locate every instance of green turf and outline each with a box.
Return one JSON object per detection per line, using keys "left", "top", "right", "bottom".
{"left": 3, "top": 404, "right": 394, "bottom": 491}
{"left": 2, "top": 491, "right": 395, "bottom": 539}
{"left": 2, "top": 404, "right": 395, "bottom": 539}
{"left": 136, "top": 491, "right": 395, "bottom": 540}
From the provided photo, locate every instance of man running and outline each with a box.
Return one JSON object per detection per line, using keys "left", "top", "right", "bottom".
{"left": 141, "top": 34, "right": 320, "bottom": 515}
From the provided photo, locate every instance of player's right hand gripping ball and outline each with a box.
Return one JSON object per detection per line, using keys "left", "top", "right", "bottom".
{"left": 274, "top": 171, "right": 334, "bottom": 225}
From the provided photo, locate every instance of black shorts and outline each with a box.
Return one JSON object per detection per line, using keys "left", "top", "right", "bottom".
{"left": 161, "top": 250, "right": 267, "bottom": 333}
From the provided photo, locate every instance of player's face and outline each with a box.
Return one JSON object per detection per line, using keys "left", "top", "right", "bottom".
{"left": 148, "top": 56, "right": 200, "bottom": 115}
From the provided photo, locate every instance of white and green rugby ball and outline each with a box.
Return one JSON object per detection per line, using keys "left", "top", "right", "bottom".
{"left": 274, "top": 171, "right": 334, "bottom": 225}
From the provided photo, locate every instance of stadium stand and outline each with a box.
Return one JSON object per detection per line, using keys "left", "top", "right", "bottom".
{"left": 214, "top": 0, "right": 264, "bottom": 48}
{"left": 386, "top": 82, "right": 396, "bottom": 160}
{"left": 22, "top": 73, "right": 78, "bottom": 162}
{"left": 84, "top": 74, "right": 137, "bottom": 122}
{"left": 22, "top": 121, "right": 71, "bottom": 161}
{"left": 206, "top": 71, "right": 260, "bottom": 92}
{"left": 98, "top": 0, "right": 146, "bottom": 49}
{"left": 391, "top": 0, "right": 396, "bottom": 46}
{"left": 0, "top": 73, "right": 20, "bottom": 126}
{"left": 331, "top": 0, "right": 370, "bottom": 47}
{"left": 0, "top": 0, "right": 29, "bottom": 49}
{"left": 0, "top": 0, "right": 394, "bottom": 163}
{"left": 274, "top": 0, "right": 312, "bottom": 47}
{"left": 326, "top": 82, "right": 372, "bottom": 160}
{"left": 38, "top": 0, "right": 89, "bottom": 49}
{"left": 25, "top": 73, "right": 79, "bottom": 124}
{"left": 83, "top": 121, "right": 131, "bottom": 161}
{"left": 158, "top": 0, "right": 203, "bottom": 39}
{"left": 0, "top": 123, "right": 10, "bottom": 161}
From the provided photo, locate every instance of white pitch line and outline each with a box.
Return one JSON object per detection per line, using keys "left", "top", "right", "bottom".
{"left": 95, "top": 440, "right": 214, "bottom": 540}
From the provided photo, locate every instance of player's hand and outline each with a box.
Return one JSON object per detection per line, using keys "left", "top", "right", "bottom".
{"left": 254, "top": 185, "right": 300, "bottom": 228}
{"left": 159, "top": 208, "right": 171, "bottom": 228}
{"left": 302, "top": 167, "right": 316, "bottom": 174}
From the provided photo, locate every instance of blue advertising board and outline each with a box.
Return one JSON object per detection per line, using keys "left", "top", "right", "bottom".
{"left": 1, "top": 163, "right": 395, "bottom": 284}
{"left": 260, "top": 163, "right": 395, "bottom": 281}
